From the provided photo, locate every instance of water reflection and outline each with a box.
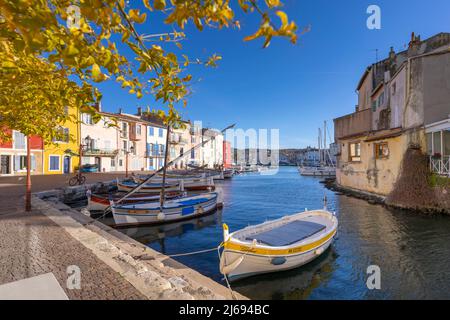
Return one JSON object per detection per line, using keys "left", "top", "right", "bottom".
{"left": 115, "top": 167, "right": 450, "bottom": 300}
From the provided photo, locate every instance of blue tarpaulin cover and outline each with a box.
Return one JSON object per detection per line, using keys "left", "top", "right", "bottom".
{"left": 246, "top": 220, "right": 326, "bottom": 247}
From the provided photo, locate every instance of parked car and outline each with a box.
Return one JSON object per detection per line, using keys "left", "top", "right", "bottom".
{"left": 80, "top": 164, "right": 99, "bottom": 173}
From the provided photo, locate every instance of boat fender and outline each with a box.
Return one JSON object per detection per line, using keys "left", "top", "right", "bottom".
{"left": 314, "top": 247, "right": 324, "bottom": 255}
{"left": 222, "top": 224, "right": 230, "bottom": 242}
{"left": 157, "top": 211, "right": 165, "bottom": 220}
{"left": 220, "top": 255, "right": 245, "bottom": 275}
{"left": 198, "top": 205, "right": 204, "bottom": 214}
{"left": 271, "top": 257, "right": 287, "bottom": 265}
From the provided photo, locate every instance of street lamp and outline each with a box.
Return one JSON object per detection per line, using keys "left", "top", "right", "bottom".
{"left": 125, "top": 144, "right": 134, "bottom": 178}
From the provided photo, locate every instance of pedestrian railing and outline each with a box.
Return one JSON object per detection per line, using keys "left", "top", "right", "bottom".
{"left": 430, "top": 155, "right": 450, "bottom": 177}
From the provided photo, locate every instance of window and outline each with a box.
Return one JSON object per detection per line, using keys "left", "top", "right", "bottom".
{"left": 349, "top": 142, "right": 361, "bottom": 162}
{"left": 371, "top": 101, "right": 377, "bottom": 112}
{"left": 13, "top": 131, "right": 26, "bottom": 149}
{"left": 53, "top": 127, "right": 69, "bottom": 143}
{"left": 149, "top": 158, "right": 154, "bottom": 169}
{"left": 111, "top": 158, "right": 116, "bottom": 167}
{"left": 154, "top": 144, "right": 159, "bottom": 155}
{"left": 158, "top": 158, "right": 164, "bottom": 168}
{"left": 374, "top": 142, "right": 389, "bottom": 159}
{"left": 137, "top": 125, "right": 142, "bottom": 135}
{"left": 121, "top": 122, "right": 128, "bottom": 138}
{"left": 160, "top": 144, "right": 165, "bottom": 155}
{"left": 14, "top": 155, "right": 35, "bottom": 171}
{"left": 180, "top": 147, "right": 184, "bottom": 156}
{"left": 122, "top": 140, "right": 128, "bottom": 152}
{"left": 158, "top": 128, "right": 163, "bottom": 138}
{"left": 149, "top": 126, "right": 154, "bottom": 136}
{"left": 119, "top": 159, "right": 123, "bottom": 166}
{"left": 132, "top": 142, "right": 137, "bottom": 155}
{"left": 49, "top": 155, "right": 60, "bottom": 171}
{"left": 191, "top": 136, "right": 196, "bottom": 144}
{"left": 104, "top": 140, "right": 111, "bottom": 151}
{"left": 191, "top": 149, "right": 195, "bottom": 159}
{"left": 82, "top": 113, "right": 93, "bottom": 125}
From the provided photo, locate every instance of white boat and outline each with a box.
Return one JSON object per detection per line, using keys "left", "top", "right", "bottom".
{"left": 298, "top": 166, "right": 336, "bottom": 177}
{"left": 136, "top": 175, "right": 215, "bottom": 191}
{"left": 117, "top": 180, "right": 181, "bottom": 193}
{"left": 223, "top": 169, "right": 234, "bottom": 179}
{"left": 111, "top": 192, "right": 218, "bottom": 227}
{"left": 219, "top": 209, "right": 338, "bottom": 281}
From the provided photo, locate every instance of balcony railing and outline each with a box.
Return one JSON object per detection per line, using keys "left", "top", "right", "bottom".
{"left": 169, "top": 135, "right": 188, "bottom": 144}
{"left": 334, "top": 108, "right": 372, "bottom": 140}
{"left": 84, "top": 148, "right": 119, "bottom": 157}
{"left": 430, "top": 156, "right": 450, "bottom": 177}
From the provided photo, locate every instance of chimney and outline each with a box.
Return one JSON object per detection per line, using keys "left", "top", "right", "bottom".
{"left": 94, "top": 101, "right": 102, "bottom": 112}
{"left": 137, "top": 107, "right": 142, "bottom": 116}
{"left": 408, "top": 32, "right": 421, "bottom": 56}
{"left": 389, "top": 47, "right": 395, "bottom": 60}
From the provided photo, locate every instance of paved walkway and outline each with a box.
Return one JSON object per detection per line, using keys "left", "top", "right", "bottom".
{"left": 0, "top": 173, "right": 146, "bottom": 299}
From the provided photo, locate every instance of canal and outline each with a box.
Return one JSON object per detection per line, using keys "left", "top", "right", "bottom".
{"left": 117, "top": 166, "right": 450, "bottom": 300}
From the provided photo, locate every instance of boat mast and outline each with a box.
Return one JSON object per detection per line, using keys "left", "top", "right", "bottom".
{"left": 111, "top": 123, "right": 236, "bottom": 206}
{"left": 324, "top": 121, "right": 327, "bottom": 166}
{"left": 318, "top": 128, "right": 322, "bottom": 165}
{"left": 160, "top": 124, "right": 171, "bottom": 208}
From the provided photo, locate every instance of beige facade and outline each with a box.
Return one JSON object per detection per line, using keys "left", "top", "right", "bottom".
{"left": 335, "top": 32, "right": 450, "bottom": 196}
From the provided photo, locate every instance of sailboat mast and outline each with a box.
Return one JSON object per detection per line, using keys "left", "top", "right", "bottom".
{"left": 160, "top": 124, "right": 171, "bottom": 208}
{"left": 318, "top": 128, "right": 321, "bottom": 165}
{"left": 324, "top": 121, "right": 327, "bottom": 165}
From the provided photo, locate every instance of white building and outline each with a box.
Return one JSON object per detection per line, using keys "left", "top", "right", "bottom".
{"left": 146, "top": 124, "right": 167, "bottom": 171}
{"left": 80, "top": 112, "right": 119, "bottom": 172}
{"left": 202, "top": 128, "right": 224, "bottom": 169}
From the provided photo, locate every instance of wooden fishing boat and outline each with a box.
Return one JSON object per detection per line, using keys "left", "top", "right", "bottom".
{"left": 223, "top": 169, "right": 234, "bottom": 179}
{"left": 219, "top": 209, "right": 338, "bottom": 281}
{"left": 87, "top": 191, "right": 183, "bottom": 211}
{"left": 298, "top": 166, "right": 336, "bottom": 177}
{"left": 117, "top": 180, "right": 181, "bottom": 193}
{"left": 136, "top": 176, "right": 215, "bottom": 191}
{"left": 111, "top": 192, "right": 219, "bottom": 227}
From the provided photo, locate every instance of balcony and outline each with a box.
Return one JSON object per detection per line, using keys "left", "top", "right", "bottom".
{"left": 430, "top": 155, "right": 450, "bottom": 177}
{"left": 83, "top": 148, "right": 119, "bottom": 158}
{"left": 169, "top": 134, "right": 189, "bottom": 145}
{"left": 334, "top": 108, "right": 372, "bottom": 140}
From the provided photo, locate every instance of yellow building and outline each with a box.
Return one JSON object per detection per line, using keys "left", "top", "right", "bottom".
{"left": 43, "top": 106, "right": 80, "bottom": 174}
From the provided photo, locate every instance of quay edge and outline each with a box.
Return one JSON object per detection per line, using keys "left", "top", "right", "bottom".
{"left": 323, "top": 178, "right": 450, "bottom": 215}
{"left": 32, "top": 188, "right": 247, "bottom": 300}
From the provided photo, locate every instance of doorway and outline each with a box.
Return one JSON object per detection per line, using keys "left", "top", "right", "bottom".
{"left": 1, "top": 155, "right": 11, "bottom": 174}
{"left": 63, "top": 156, "right": 70, "bottom": 174}
{"left": 94, "top": 157, "right": 101, "bottom": 172}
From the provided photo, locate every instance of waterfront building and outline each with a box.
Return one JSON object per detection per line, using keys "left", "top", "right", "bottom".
{"left": 202, "top": 128, "right": 224, "bottom": 168}
{"left": 112, "top": 110, "right": 148, "bottom": 173}
{"left": 334, "top": 32, "right": 450, "bottom": 195}
{"left": 43, "top": 106, "right": 79, "bottom": 174}
{"left": 0, "top": 129, "right": 44, "bottom": 175}
{"left": 140, "top": 110, "right": 167, "bottom": 171}
{"left": 223, "top": 141, "right": 232, "bottom": 168}
{"left": 168, "top": 121, "right": 191, "bottom": 169}
{"left": 188, "top": 122, "right": 203, "bottom": 167}
{"left": 80, "top": 105, "right": 119, "bottom": 173}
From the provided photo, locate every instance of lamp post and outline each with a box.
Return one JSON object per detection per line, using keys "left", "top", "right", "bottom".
{"left": 125, "top": 144, "right": 134, "bottom": 177}
{"left": 78, "top": 135, "right": 90, "bottom": 179}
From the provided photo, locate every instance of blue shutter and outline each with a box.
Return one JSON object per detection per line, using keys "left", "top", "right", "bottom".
{"left": 146, "top": 143, "right": 150, "bottom": 156}
{"left": 14, "top": 156, "right": 20, "bottom": 171}
{"left": 31, "top": 155, "right": 36, "bottom": 171}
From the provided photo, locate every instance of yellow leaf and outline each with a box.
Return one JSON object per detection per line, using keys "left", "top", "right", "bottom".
{"left": 91, "top": 63, "right": 103, "bottom": 82}
{"left": 276, "top": 11, "right": 288, "bottom": 27}
{"left": 154, "top": 0, "right": 166, "bottom": 10}
{"left": 129, "top": 9, "right": 147, "bottom": 24}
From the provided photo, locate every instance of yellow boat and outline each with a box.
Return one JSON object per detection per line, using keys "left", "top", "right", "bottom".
{"left": 219, "top": 209, "right": 338, "bottom": 281}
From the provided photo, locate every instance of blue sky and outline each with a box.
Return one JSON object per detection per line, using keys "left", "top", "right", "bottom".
{"left": 97, "top": 0, "right": 450, "bottom": 148}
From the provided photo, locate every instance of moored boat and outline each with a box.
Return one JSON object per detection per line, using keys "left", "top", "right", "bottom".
{"left": 117, "top": 180, "right": 181, "bottom": 193}
{"left": 111, "top": 192, "right": 219, "bottom": 227}
{"left": 87, "top": 191, "right": 182, "bottom": 211}
{"left": 298, "top": 166, "right": 336, "bottom": 177}
{"left": 219, "top": 209, "right": 338, "bottom": 281}
{"left": 136, "top": 175, "right": 215, "bottom": 191}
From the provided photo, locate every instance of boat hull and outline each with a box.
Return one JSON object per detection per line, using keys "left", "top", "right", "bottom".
{"left": 87, "top": 192, "right": 181, "bottom": 211}
{"left": 219, "top": 210, "right": 338, "bottom": 281}
{"left": 112, "top": 193, "right": 218, "bottom": 227}
{"left": 221, "top": 232, "right": 335, "bottom": 281}
{"left": 117, "top": 182, "right": 180, "bottom": 193}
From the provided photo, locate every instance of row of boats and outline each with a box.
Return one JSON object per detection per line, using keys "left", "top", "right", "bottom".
{"left": 87, "top": 168, "right": 338, "bottom": 282}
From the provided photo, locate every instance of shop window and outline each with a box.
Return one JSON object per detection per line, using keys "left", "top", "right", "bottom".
{"left": 349, "top": 142, "right": 361, "bottom": 162}
{"left": 374, "top": 142, "right": 389, "bottom": 159}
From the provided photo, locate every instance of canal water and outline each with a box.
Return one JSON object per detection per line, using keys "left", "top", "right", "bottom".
{"left": 116, "top": 167, "right": 450, "bottom": 300}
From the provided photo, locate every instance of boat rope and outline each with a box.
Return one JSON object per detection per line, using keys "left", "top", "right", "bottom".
{"left": 165, "top": 247, "right": 219, "bottom": 257}
{"left": 216, "top": 242, "right": 238, "bottom": 300}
